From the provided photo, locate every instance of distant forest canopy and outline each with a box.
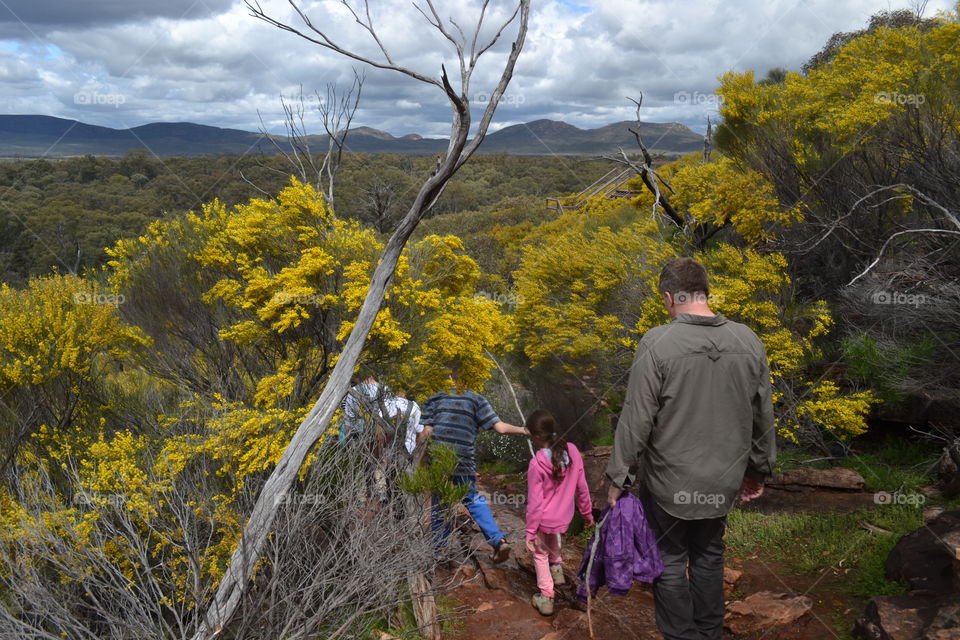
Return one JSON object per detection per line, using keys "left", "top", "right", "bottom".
{"left": 0, "top": 151, "right": 611, "bottom": 285}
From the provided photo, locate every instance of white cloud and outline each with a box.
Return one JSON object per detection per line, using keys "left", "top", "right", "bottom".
{"left": 0, "top": 0, "right": 953, "bottom": 136}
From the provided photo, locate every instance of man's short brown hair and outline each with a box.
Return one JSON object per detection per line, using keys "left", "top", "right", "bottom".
{"left": 658, "top": 257, "right": 710, "bottom": 299}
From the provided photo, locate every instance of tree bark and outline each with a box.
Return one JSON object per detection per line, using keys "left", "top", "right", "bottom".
{"left": 194, "top": 3, "right": 530, "bottom": 636}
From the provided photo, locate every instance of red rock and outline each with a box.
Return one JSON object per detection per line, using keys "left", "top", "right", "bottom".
{"left": 551, "top": 608, "right": 587, "bottom": 632}
{"left": 723, "top": 566, "right": 743, "bottom": 597}
{"left": 924, "top": 506, "right": 946, "bottom": 523}
{"left": 515, "top": 543, "right": 536, "bottom": 575}
{"left": 768, "top": 467, "right": 865, "bottom": 490}
{"left": 937, "top": 445, "right": 960, "bottom": 498}
{"left": 476, "top": 557, "right": 508, "bottom": 591}
{"left": 724, "top": 591, "right": 812, "bottom": 634}
{"left": 455, "top": 562, "right": 478, "bottom": 583}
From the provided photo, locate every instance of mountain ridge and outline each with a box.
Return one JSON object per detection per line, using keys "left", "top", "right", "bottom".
{"left": 0, "top": 114, "right": 704, "bottom": 158}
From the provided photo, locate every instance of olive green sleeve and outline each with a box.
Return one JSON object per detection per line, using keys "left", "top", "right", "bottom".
{"left": 745, "top": 343, "right": 776, "bottom": 483}
{"left": 606, "top": 334, "right": 662, "bottom": 490}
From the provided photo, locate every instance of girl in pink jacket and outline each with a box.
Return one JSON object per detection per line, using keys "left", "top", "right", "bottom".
{"left": 524, "top": 409, "right": 594, "bottom": 615}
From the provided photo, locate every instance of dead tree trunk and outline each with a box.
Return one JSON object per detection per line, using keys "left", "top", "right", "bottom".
{"left": 194, "top": 2, "right": 531, "bottom": 637}
{"left": 703, "top": 117, "right": 713, "bottom": 162}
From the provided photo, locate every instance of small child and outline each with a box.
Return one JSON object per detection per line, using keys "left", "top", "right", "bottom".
{"left": 524, "top": 409, "right": 594, "bottom": 615}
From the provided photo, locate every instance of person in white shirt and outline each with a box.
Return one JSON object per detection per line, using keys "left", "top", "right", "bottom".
{"left": 341, "top": 377, "right": 425, "bottom": 454}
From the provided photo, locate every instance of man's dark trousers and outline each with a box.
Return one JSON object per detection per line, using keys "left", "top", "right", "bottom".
{"left": 644, "top": 494, "right": 726, "bottom": 640}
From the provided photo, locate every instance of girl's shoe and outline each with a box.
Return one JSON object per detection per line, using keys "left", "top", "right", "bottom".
{"left": 531, "top": 593, "right": 554, "bottom": 616}
{"left": 550, "top": 564, "right": 565, "bottom": 585}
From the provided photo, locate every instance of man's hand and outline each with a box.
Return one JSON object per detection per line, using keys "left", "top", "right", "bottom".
{"left": 607, "top": 485, "right": 624, "bottom": 509}
{"left": 738, "top": 477, "right": 764, "bottom": 502}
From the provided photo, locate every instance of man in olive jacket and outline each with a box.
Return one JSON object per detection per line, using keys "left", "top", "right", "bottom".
{"left": 606, "top": 257, "right": 776, "bottom": 640}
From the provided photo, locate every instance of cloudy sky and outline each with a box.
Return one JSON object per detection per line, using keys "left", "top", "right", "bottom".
{"left": 0, "top": 0, "right": 952, "bottom": 136}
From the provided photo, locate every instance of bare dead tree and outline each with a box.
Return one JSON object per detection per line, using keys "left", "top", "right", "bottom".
{"left": 703, "top": 116, "right": 713, "bottom": 162}
{"left": 254, "top": 70, "right": 364, "bottom": 207}
{"left": 317, "top": 70, "right": 365, "bottom": 206}
{"left": 605, "top": 96, "right": 737, "bottom": 250}
{"left": 361, "top": 174, "right": 403, "bottom": 233}
{"left": 193, "top": 2, "right": 531, "bottom": 637}
{"left": 604, "top": 95, "right": 683, "bottom": 229}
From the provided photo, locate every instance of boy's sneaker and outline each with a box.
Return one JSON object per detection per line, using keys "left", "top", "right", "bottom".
{"left": 492, "top": 538, "right": 511, "bottom": 564}
{"left": 550, "top": 563, "right": 565, "bottom": 585}
{"left": 531, "top": 593, "right": 554, "bottom": 616}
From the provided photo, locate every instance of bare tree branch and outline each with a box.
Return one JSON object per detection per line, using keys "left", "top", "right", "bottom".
{"left": 847, "top": 228, "right": 960, "bottom": 285}
{"left": 602, "top": 95, "right": 685, "bottom": 229}
{"left": 831, "top": 184, "right": 960, "bottom": 285}
{"left": 255, "top": 72, "right": 364, "bottom": 207}
{"left": 193, "top": 2, "right": 531, "bottom": 637}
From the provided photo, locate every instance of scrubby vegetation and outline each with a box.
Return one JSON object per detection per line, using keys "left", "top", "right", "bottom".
{"left": 1, "top": 5, "right": 958, "bottom": 638}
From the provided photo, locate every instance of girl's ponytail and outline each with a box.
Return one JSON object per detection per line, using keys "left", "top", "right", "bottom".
{"left": 525, "top": 409, "right": 568, "bottom": 480}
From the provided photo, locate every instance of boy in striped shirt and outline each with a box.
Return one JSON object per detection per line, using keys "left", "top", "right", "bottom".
{"left": 422, "top": 384, "right": 529, "bottom": 563}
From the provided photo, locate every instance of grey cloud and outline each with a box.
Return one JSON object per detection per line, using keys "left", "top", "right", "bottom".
{"left": 0, "top": 0, "right": 234, "bottom": 31}
{"left": 0, "top": 0, "right": 953, "bottom": 137}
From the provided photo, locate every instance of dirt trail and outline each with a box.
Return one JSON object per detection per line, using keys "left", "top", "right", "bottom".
{"left": 438, "top": 475, "right": 662, "bottom": 640}
{"left": 437, "top": 475, "right": 862, "bottom": 640}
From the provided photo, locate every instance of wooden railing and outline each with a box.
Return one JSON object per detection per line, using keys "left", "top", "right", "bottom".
{"left": 545, "top": 167, "right": 640, "bottom": 214}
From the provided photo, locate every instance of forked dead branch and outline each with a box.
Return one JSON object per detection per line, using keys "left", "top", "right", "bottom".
{"left": 193, "top": 1, "right": 531, "bottom": 637}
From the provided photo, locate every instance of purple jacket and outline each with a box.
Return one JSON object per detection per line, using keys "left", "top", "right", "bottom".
{"left": 576, "top": 493, "right": 663, "bottom": 600}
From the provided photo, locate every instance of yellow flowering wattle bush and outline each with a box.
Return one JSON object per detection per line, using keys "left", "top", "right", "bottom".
{"left": 0, "top": 179, "right": 519, "bottom": 612}
{"left": 507, "top": 154, "right": 873, "bottom": 445}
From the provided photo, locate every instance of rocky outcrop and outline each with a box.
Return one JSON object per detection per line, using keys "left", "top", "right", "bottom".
{"left": 751, "top": 466, "right": 876, "bottom": 513}
{"left": 855, "top": 509, "right": 960, "bottom": 640}
{"left": 768, "top": 467, "right": 866, "bottom": 490}
{"left": 855, "top": 595, "right": 939, "bottom": 640}
{"left": 884, "top": 509, "right": 960, "bottom": 594}
{"left": 724, "top": 591, "right": 813, "bottom": 634}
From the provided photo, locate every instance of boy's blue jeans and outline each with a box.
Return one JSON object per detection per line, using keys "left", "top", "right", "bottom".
{"left": 432, "top": 475, "right": 505, "bottom": 548}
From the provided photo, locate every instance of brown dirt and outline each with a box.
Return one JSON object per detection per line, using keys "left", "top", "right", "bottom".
{"left": 441, "top": 476, "right": 863, "bottom": 640}
{"left": 727, "top": 557, "right": 863, "bottom": 639}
